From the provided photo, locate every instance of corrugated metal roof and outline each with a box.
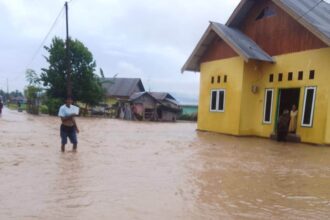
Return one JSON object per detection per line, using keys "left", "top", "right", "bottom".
{"left": 182, "top": 0, "right": 330, "bottom": 73}
{"left": 129, "top": 92, "right": 147, "bottom": 101}
{"left": 129, "top": 92, "right": 181, "bottom": 111}
{"left": 129, "top": 92, "right": 180, "bottom": 106}
{"left": 212, "top": 22, "right": 274, "bottom": 62}
{"left": 181, "top": 22, "right": 274, "bottom": 72}
{"left": 101, "top": 78, "right": 145, "bottom": 98}
{"left": 274, "top": 0, "right": 330, "bottom": 45}
{"left": 227, "top": 0, "right": 330, "bottom": 45}
{"left": 226, "top": 0, "right": 254, "bottom": 27}
{"left": 181, "top": 25, "right": 218, "bottom": 72}
{"left": 149, "top": 92, "right": 176, "bottom": 101}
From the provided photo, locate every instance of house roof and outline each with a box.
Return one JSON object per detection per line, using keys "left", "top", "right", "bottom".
{"left": 181, "top": 22, "right": 274, "bottom": 72}
{"left": 182, "top": 0, "right": 330, "bottom": 73}
{"left": 274, "top": 0, "right": 330, "bottom": 45}
{"left": 129, "top": 92, "right": 147, "bottom": 101}
{"left": 101, "top": 78, "right": 145, "bottom": 98}
{"left": 129, "top": 92, "right": 180, "bottom": 106}
{"left": 149, "top": 92, "right": 176, "bottom": 101}
{"left": 227, "top": 0, "right": 330, "bottom": 45}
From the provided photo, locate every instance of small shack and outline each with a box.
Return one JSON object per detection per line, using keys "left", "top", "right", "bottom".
{"left": 101, "top": 77, "right": 145, "bottom": 104}
{"left": 101, "top": 77, "right": 145, "bottom": 117}
{"left": 129, "top": 92, "right": 181, "bottom": 121}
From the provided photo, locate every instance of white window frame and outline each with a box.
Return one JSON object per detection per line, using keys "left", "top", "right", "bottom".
{"left": 301, "top": 86, "right": 316, "bottom": 127}
{"left": 210, "top": 89, "right": 226, "bottom": 113}
{"left": 263, "top": 88, "right": 274, "bottom": 124}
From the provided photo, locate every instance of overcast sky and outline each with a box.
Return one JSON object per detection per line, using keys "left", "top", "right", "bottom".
{"left": 0, "top": 0, "right": 242, "bottom": 103}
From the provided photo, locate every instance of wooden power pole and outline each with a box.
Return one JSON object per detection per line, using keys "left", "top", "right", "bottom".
{"left": 65, "top": 1, "right": 72, "bottom": 98}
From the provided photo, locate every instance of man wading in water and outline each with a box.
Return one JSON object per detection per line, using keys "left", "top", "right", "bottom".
{"left": 58, "top": 97, "right": 80, "bottom": 152}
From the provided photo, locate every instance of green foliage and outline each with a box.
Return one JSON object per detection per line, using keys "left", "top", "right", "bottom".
{"left": 25, "top": 69, "right": 42, "bottom": 115}
{"left": 40, "top": 37, "right": 105, "bottom": 107}
{"left": 7, "top": 103, "right": 26, "bottom": 111}
{"left": 178, "top": 113, "right": 198, "bottom": 121}
{"left": 25, "top": 69, "right": 40, "bottom": 86}
{"left": 25, "top": 85, "right": 41, "bottom": 114}
{"left": 100, "top": 68, "right": 105, "bottom": 78}
{"left": 45, "top": 97, "right": 62, "bottom": 116}
{"left": 39, "top": 105, "right": 49, "bottom": 114}
{"left": 24, "top": 86, "right": 40, "bottom": 100}
{"left": 9, "top": 90, "right": 23, "bottom": 98}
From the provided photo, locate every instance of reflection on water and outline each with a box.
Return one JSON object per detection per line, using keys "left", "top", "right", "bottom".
{"left": 1, "top": 108, "right": 330, "bottom": 219}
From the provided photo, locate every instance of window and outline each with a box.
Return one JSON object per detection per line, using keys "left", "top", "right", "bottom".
{"left": 278, "top": 73, "right": 283, "bottom": 82}
{"left": 210, "top": 89, "right": 226, "bottom": 112}
{"left": 256, "top": 6, "right": 276, "bottom": 20}
{"left": 263, "top": 89, "right": 274, "bottom": 124}
{"left": 217, "top": 76, "right": 221, "bottom": 83}
{"left": 288, "top": 72, "right": 293, "bottom": 81}
{"left": 298, "top": 71, "right": 303, "bottom": 80}
{"left": 211, "top": 91, "right": 217, "bottom": 111}
{"left": 269, "top": 74, "right": 274, "bottom": 82}
{"left": 301, "top": 87, "right": 316, "bottom": 127}
{"left": 309, "top": 70, "right": 315, "bottom": 80}
{"left": 211, "top": 76, "right": 214, "bottom": 84}
{"left": 224, "top": 75, "right": 227, "bottom": 83}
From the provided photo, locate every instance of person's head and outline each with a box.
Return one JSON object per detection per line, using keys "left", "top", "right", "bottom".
{"left": 292, "top": 104, "right": 297, "bottom": 111}
{"left": 65, "top": 97, "right": 73, "bottom": 107}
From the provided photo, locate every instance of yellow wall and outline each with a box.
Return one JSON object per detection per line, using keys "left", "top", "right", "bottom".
{"left": 198, "top": 57, "right": 244, "bottom": 135}
{"left": 199, "top": 47, "right": 330, "bottom": 144}
{"left": 105, "top": 98, "right": 118, "bottom": 106}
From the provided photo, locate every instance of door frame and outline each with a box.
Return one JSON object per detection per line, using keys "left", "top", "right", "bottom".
{"left": 274, "top": 87, "right": 301, "bottom": 132}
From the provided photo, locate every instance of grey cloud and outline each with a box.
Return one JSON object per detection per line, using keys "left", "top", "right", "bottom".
{"left": 0, "top": 0, "right": 240, "bottom": 102}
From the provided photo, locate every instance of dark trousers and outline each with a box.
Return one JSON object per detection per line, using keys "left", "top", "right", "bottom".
{"left": 277, "top": 131, "right": 288, "bottom": 142}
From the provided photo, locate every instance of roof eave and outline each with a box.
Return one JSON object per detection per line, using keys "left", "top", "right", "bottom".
{"left": 211, "top": 22, "right": 275, "bottom": 63}
{"left": 181, "top": 24, "right": 214, "bottom": 73}
{"left": 272, "top": 0, "right": 330, "bottom": 46}
{"left": 211, "top": 23, "right": 250, "bottom": 62}
{"left": 226, "top": 0, "right": 250, "bottom": 26}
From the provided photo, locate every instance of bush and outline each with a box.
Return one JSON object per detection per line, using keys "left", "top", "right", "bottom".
{"left": 39, "top": 105, "right": 49, "bottom": 114}
{"left": 45, "top": 98, "right": 62, "bottom": 115}
{"left": 179, "top": 113, "right": 197, "bottom": 121}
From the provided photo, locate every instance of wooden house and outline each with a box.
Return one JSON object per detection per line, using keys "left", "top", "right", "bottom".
{"left": 101, "top": 78, "right": 145, "bottom": 105}
{"left": 129, "top": 92, "right": 181, "bottom": 121}
{"left": 182, "top": 0, "right": 330, "bottom": 144}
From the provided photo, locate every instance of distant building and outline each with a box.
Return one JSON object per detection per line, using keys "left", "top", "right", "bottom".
{"left": 182, "top": 0, "right": 330, "bottom": 144}
{"left": 101, "top": 78, "right": 145, "bottom": 105}
{"left": 181, "top": 105, "right": 198, "bottom": 116}
{"left": 129, "top": 92, "right": 181, "bottom": 121}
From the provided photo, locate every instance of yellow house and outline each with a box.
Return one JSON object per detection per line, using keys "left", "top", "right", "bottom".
{"left": 182, "top": 0, "right": 330, "bottom": 144}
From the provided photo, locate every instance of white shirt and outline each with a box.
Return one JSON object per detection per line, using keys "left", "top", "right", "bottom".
{"left": 58, "top": 104, "right": 80, "bottom": 117}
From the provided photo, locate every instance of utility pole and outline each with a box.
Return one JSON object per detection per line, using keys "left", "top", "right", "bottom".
{"left": 65, "top": 1, "right": 72, "bottom": 98}
{"left": 6, "top": 78, "right": 9, "bottom": 102}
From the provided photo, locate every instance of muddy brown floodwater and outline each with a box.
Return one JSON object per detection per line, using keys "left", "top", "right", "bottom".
{"left": 1, "top": 108, "right": 330, "bottom": 219}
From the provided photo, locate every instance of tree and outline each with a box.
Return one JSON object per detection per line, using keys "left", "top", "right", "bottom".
{"left": 26, "top": 68, "right": 40, "bottom": 86}
{"left": 40, "top": 37, "right": 105, "bottom": 113}
{"left": 25, "top": 69, "right": 42, "bottom": 114}
{"left": 100, "top": 68, "right": 105, "bottom": 78}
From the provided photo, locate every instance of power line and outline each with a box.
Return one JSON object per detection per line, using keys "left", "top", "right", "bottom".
{"left": 26, "top": 5, "right": 65, "bottom": 69}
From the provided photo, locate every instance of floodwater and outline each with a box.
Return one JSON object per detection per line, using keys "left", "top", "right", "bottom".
{"left": 1, "top": 108, "right": 330, "bottom": 220}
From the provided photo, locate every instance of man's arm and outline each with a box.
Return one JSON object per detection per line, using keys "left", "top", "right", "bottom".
{"left": 72, "top": 117, "right": 79, "bottom": 133}
{"left": 60, "top": 114, "right": 75, "bottom": 123}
